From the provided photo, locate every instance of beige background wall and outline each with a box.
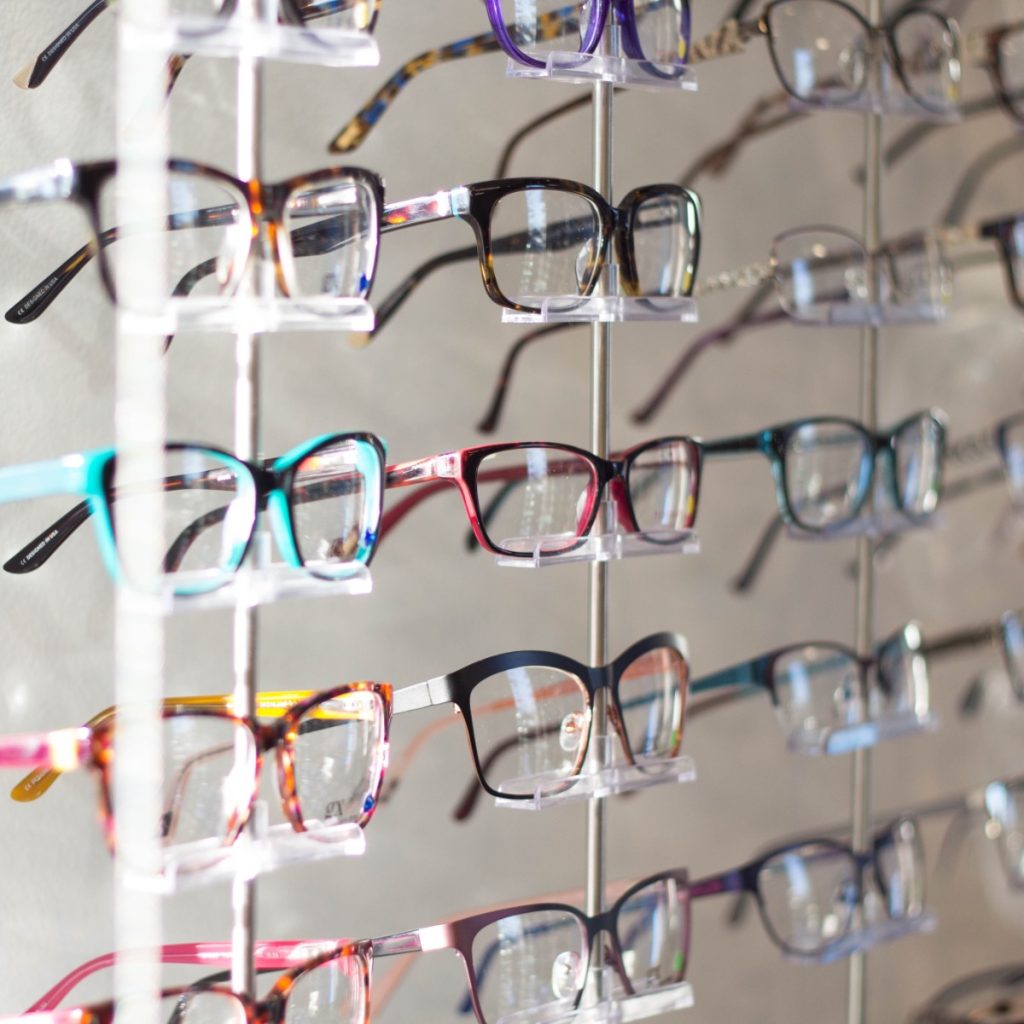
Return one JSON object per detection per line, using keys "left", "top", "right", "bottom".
{"left": 0, "top": 0, "right": 1022, "bottom": 1020}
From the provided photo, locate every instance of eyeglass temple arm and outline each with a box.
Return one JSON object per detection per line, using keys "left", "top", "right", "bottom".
{"left": 630, "top": 283, "right": 778, "bottom": 425}
{"left": 27, "top": 941, "right": 354, "bottom": 1012}
{"left": 6, "top": 201, "right": 239, "bottom": 326}
{"left": 13, "top": 1, "right": 111, "bottom": 90}
{"left": 477, "top": 324, "right": 580, "bottom": 433}
{"left": 3, "top": 462, "right": 249, "bottom": 578}
{"left": 328, "top": 29, "right": 506, "bottom": 153}
{"left": 940, "top": 135, "right": 1024, "bottom": 227}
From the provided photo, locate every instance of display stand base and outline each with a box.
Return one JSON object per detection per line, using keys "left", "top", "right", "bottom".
{"left": 495, "top": 738, "right": 696, "bottom": 809}
{"left": 502, "top": 295, "right": 698, "bottom": 325}
{"left": 786, "top": 710, "right": 937, "bottom": 756}
{"left": 495, "top": 972, "right": 694, "bottom": 1024}
{"left": 506, "top": 53, "right": 697, "bottom": 91}
{"left": 494, "top": 528, "right": 699, "bottom": 568}
{"left": 785, "top": 912, "right": 937, "bottom": 965}
{"left": 125, "top": 805, "right": 365, "bottom": 893}
{"left": 121, "top": 297, "right": 374, "bottom": 337}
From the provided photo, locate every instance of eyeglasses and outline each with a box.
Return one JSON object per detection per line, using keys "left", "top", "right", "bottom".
{"left": 0, "top": 432, "right": 386, "bottom": 595}
{"left": 368, "top": 179, "right": 701, "bottom": 332}
{"left": 703, "top": 410, "right": 946, "bottom": 533}
{"left": 17, "top": 0, "right": 382, "bottom": 91}
{"left": 389, "top": 633, "right": 690, "bottom": 804}
{"left": 11, "top": 943, "right": 373, "bottom": 1024}
{"left": 910, "top": 961, "right": 1024, "bottom": 1024}
{"left": 693, "top": 817, "right": 927, "bottom": 959}
{"left": 382, "top": 437, "right": 702, "bottom": 558}
{"left": 27, "top": 870, "right": 693, "bottom": 1024}
{"left": 3, "top": 167, "right": 701, "bottom": 330}
{"left": 731, "top": 412, "right": 1017, "bottom": 593}
{"left": 695, "top": 217, "right": 1024, "bottom": 324}
{"left": 689, "top": 623, "right": 929, "bottom": 752}
{"left": 686, "top": 0, "right": 964, "bottom": 114}
{"left": 485, "top": 0, "right": 692, "bottom": 71}
{"left": 1, "top": 159, "right": 384, "bottom": 323}
{"left": 2, "top": 688, "right": 391, "bottom": 872}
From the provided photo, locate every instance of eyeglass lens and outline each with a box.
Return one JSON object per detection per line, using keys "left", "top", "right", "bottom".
{"left": 782, "top": 421, "right": 871, "bottom": 529}
{"left": 108, "top": 447, "right": 257, "bottom": 592}
{"left": 489, "top": 189, "right": 604, "bottom": 307}
{"left": 1000, "top": 416, "right": 1024, "bottom": 503}
{"left": 998, "top": 26, "right": 1024, "bottom": 121}
{"left": 630, "top": 193, "right": 698, "bottom": 297}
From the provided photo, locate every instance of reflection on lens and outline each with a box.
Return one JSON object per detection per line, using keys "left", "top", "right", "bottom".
{"left": 469, "top": 667, "right": 589, "bottom": 795}
{"left": 616, "top": 876, "right": 689, "bottom": 992}
{"left": 1000, "top": 611, "right": 1024, "bottom": 701}
{"left": 631, "top": 193, "right": 697, "bottom": 297}
{"left": 97, "top": 170, "right": 249, "bottom": 314}
{"left": 875, "top": 819, "right": 925, "bottom": 920}
{"left": 767, "top": 0, "right": 869, "bottom": 105}
{"left": 873, "top": 624, "right": 929, "bottom": 720}
{"left": 617, "top": 648, "right": 686, "bottom": 763}
{"left": 282, "top": 178, "right": 378, "bottom": 301}
{"left": 757, "top": 842, "right": 858, "bottom": 954}
{"left": 292, "top": 690, "right": 386, "bottom": 831}
{"left": 883, "top": 237, "right": 953, "bottom": 313}
{"left": 475, "top": 447, "right": 598, "bottom": 555}
{"left": 892, "top": 414, "right": 943, "bottom": 518}
{"left": 1008, "top": 216, "right": 1024, "bottom": 307}
{"left": 489, "top": 189, "right": 603, "bottom": 307}
{"left": 985, "top": 781, "right": 1024, "bottom": 886}
{"left": 633, "top": 0, "right": 690, "bottom": 66}
{"left": 891, "top": 9, "right": 960, "bottom": 112}
{"left": 108, "top": 447, "right": 257, "bottom": 594}
{"left": 783, "top": 421, "right": 871, "bottom": 529}
{"left": 298, "top": 0, "right": 377, "bottom": 34}
{"left": 626, "top": 440, "right": 697, "bottom": 536}
{"left": 772, "top": 229, "right": 868, "bottom": 322}
{"left": 773, "top": 645, "right": 864, "bottom": 742}
{"left": 472, "top": 910, "right": 589, "bottom": 1024}
{"left": 289, "top": 437, "right": 380, "bottom": 578}
{"left": 1000, "top": 414, "right": 1024, "bottom": 505}
{"left": 156, "top": 990, "right": 248, "bottom": 1024}
{"left": 496, "top": 0, "right": 589, "bottom": 61}
{"left": 284, "top": 954, "right": 367, "bottom": 1024}
{"left": 150, "top": 715, "right": 256, "bottom": 851}
{"left": 997, "top": 27, "right": 1024, "bottom": 122}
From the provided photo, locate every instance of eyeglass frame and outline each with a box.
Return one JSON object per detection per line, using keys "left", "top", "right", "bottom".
{"left": 0, "top": 431, "right": 387, "bottom": 595}
{"left": 1, "top": 158, "right": 386, "bottom": 324}
{"left": 0, "top": 685, "right": 393, "bottom": 853}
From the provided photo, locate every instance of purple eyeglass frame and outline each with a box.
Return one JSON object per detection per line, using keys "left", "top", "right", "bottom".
{"left": 483, "top": 0, "right": 692, "bottom": 70}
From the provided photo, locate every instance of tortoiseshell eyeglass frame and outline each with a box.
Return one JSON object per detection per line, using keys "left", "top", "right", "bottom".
{"left": 376, "top": 178, "right": 702, "bottom": 327}
{"left": 3, "top": 159, "right": 385, "bottom": 324}
{"left": 1, "top": 686, "right": 393, "bottom": 856}
{"left": 17, "top": 0, "right": 382, "bottom": 90}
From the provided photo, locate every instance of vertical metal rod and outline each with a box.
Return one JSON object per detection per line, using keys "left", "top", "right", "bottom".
{"left": 585, "top": 56, "right": 613, "bottom": 940}
{"left": 229, "top": 3, "right": 265, "bottom": 997}
{"left": 848, "top": 4, "right": 884, "bottom": 1021}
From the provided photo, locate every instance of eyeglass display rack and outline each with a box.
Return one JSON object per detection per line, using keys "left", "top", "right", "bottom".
{"left": 1, "top": 0, "right": 1017, "bottom": 1022}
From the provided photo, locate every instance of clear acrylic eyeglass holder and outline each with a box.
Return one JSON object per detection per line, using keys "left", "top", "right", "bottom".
{"left": 495, "top": 970, "right": 694, "bottom": 1024}
{"left": 506, "top": 53, "right": 697, "bottom": 91}
{"left": 785, "top": 708, "right": 937, "bottom": 757}
{"left": 125, "top": 802, "right": 365, "bottom": 894}
{"left": 149, "top": 532, "right": 372, "bottom": 615}
{"left": 784, "top": 895, "right": 937, "bottom": 966}
{"left": 501, "top": 294, "right": 699, "bottom": 325}
{"left": 494, "top": 500, "right": 700, "bottom": 569}
{"left": 813, "top": 297, "right": 948, "bottom": 326}
{"left": 126, "top": 0, "right": 380, "bottom": 67}
{"left": 783, "top": 57, "right": 961, "bottom": 121}
{"left": 120, "top": 296, "right": 375, "bottom": 337}
{"left": 494, "top": 735, "right": 697, "bottom": 810}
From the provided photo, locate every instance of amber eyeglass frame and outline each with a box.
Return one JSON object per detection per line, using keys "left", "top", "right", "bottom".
{"left": 4, "top": 159, "right": 385, "bottom": 324}
{"left": 8, "top": 686, "right": 393, "bottom": 854}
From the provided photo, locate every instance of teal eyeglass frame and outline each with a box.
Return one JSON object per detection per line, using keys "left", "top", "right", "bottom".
{"left": 0, "top": 431, "right": 387, "bottom": 596}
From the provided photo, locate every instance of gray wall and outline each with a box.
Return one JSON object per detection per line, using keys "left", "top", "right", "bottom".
{"left": 1, "top": 0, "right": 1022, "bottom": 1020}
